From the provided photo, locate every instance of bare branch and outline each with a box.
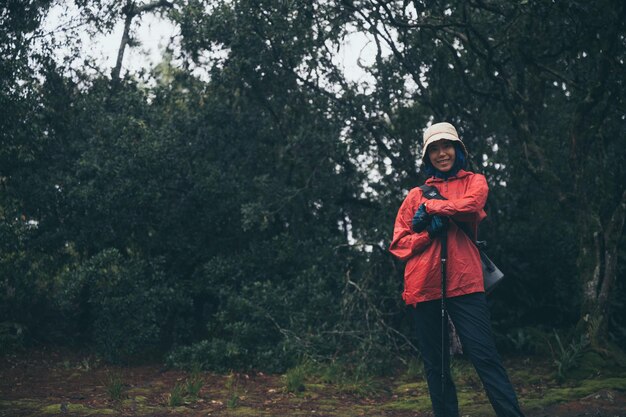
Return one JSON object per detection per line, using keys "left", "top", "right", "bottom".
{"left": 370, "top": 0, "right": 463, "bottom": 30}
{"left": 135, "top": 0, "right": 174, "bottom": 14}
{"left": 111, "top": 0, "right": 175, "bottom": 83}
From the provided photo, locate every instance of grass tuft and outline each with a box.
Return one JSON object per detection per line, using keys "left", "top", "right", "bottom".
{"left": 168, "top": 382, "right": 185, "bottom": 407}
{"left": 403, "top": 357, "right": 423, "bottom": 380}
{"left": 552, "top": 331, "right": 589, "bottom": 381}
{"left": 104, "top": 372, "right": 125, "bottom": 401}
{"left": 185, "top": 372, "right": 204, "bottom": 399}
{"left": 284, "top": 365, "right": 307, "bottom": 393}
{"left": 319, "top": 361, "right": 342, "bottom": 384}
{"left": 225, "top": 372, "right": 240, "bottom": 408}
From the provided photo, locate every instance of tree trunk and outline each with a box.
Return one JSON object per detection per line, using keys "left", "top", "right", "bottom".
{"left": 111, "top": 0, "right": 174, "bottom": 84}
{"left": 577, "top": 190, "right": 626, "bottom": 345}
{"left": 111, "top": 2, "right": 135, "bottom": 83}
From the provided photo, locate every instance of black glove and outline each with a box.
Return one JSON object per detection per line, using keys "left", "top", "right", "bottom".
{"left": 412, "top": 203, "right": 430, "bottom": 233}
{"left": 426, "top": 215, "right": 448, "bottom": 238}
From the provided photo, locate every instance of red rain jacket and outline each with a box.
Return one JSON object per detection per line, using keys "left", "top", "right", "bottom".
{"left": 389, "top": 170, "right": 488, "bottom": 305}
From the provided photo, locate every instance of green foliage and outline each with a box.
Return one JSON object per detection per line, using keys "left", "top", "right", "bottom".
{"left": 185, "top": 377, "right": 203, "bottom": 399}
{"left": 57, "top": 249, "right": 186, "bottom": 363}
{"left": 497, "top": 327, "right": 552, "bottom": 355}
{"left": 225, "top": 373, "right": 240, "bottom": 408}
{"left": 336, "top": 373, "right": 386, "bottom": 398}
{"left": 168, "top": 382, "right": 185, "bottom": 407}
{"left": 507, "top": 329, "right": 536, "bottom": 354}
{"left": 0, "top": 322, "right": 25, "bottom": 354}
{"left": 403, "top": 358, "right": 424, "bottom": 381}
{"left": 286, "top": 359, "right": 389, "bottom": 398}
{"left": 183, "top": 366, "right": 202, "bottom": 397}
{"left": 284, "top": 364, "right": 307, "bottom": 393}
{"left": 166, "top": 373, "right": 204, "bottom": 407}
{"left": 226, "top": 393, "right": 238, "bottom": 409}
{"left": 450, "top": 358, "right": 480, "bottom": 387}
{"left": 319, "top": 361, "right": 343, "bottom": 385}
{"left": 103, "top": 372, "right": 125, "bottom": 402}
{"left": 552, "top": 331, "right": 590, "bottom": 381}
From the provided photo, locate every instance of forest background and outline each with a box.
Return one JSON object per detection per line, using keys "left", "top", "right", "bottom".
{"left": 1, "top": 0, "right": 625, "bottom": 377}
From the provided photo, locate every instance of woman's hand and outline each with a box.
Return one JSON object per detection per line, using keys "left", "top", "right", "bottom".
{"left": 412, "top": 203, "right": 431, "bottom": 232}
{"left": 426, "top": 215, "right": 448, "bottom": 238}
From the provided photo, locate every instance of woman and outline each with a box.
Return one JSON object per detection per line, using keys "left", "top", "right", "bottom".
{"left": 390, "top": 122, "right": 525, "bottom": 417}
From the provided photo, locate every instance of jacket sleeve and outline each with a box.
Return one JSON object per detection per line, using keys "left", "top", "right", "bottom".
{"left": 424, "top": 174, "right": 488, "bottom": 217}
{"left": 389, "top": 190, "right": 432, "bottom": 261}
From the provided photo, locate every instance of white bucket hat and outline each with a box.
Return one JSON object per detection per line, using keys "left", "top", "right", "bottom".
{"left": 422, "top": 122, "right": 468, "bottom": 160}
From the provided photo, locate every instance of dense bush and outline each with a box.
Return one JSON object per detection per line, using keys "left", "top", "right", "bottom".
{"left": 56, "top": 249, "right": 189, "bottom": 362}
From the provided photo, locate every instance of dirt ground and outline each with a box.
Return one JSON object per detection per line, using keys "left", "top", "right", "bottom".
{"left": 1, "top": 348, "right": 625, "bottom": 417}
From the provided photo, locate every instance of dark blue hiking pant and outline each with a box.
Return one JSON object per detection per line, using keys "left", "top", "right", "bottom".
{"left": 411, "top": 292, "right": 525, "bottom": 417}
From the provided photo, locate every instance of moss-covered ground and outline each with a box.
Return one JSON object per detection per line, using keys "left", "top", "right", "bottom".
{"left": 1, "top": 348, "right": 625, "bottom": 416}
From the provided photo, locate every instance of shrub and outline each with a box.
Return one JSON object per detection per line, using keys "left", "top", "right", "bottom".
{"left": 225, "top": 373, "right": 239, "bottom": 408}
{"left": 552, "top": 331, "right": 590, "bottom": 381}
{"left": 169, "top": 382, "right": 185, "bottom": 407}
{"left": 185, "top": 372, "right": 204, "bottom": 399}
{"left": 104, "top": 372, "right": 125, "bottom": 401}
{"left": 284, "top": 364, "right": 307, "bottom": 393}
{"left": 403, "top": 357, "right": 423, "bottom": 380}
{"left": 0, "top": 322, "right": 25, "bottom": 354}
{"left": 57, "top": 249, "right": 188, "bottom": 363}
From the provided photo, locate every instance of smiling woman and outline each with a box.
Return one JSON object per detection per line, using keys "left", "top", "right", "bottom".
{"left": 421, "top": 123, "right": 468, "bottom": 181}
{"left": 389, "top": 122, "right": 526, "bottom": 417}
{"left": 427, "top": 140, "right": 456, "bottom": 172}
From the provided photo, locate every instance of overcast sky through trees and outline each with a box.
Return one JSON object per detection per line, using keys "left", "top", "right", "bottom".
{"left": 42, "top": 2, "right": 377, "bottom": 84}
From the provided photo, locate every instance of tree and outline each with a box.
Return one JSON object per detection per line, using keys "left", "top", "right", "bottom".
{"left": 0, "top": 0, "right": 60, "bottom": 343}
{"left": 342, "top": 0, "right": 626, "bottom": 344}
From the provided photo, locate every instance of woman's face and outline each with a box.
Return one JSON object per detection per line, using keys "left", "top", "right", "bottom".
{"left": 428, "top": 140, "right": 456, "bottom": 172}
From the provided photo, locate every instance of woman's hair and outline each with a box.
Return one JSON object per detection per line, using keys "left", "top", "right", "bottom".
{"left": 422, "top": 142, "right": 467, "bottom": 179}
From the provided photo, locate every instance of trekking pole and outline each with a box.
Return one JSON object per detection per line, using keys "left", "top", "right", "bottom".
{"left": 440, "top": 219, "right": 449, "bottom": 409}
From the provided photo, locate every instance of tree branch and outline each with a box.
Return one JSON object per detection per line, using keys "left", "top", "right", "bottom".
{"left": 135, "top": 0, "right": 173, "bottom": 14}
{"left": 370, "top": 0, "right": 463, "bottom": 30}
{"left": 111, "top": 1, "right": 134, "bottom": 83}
{"left": 111, "top": 0, "right": 175, "bottom": 83}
